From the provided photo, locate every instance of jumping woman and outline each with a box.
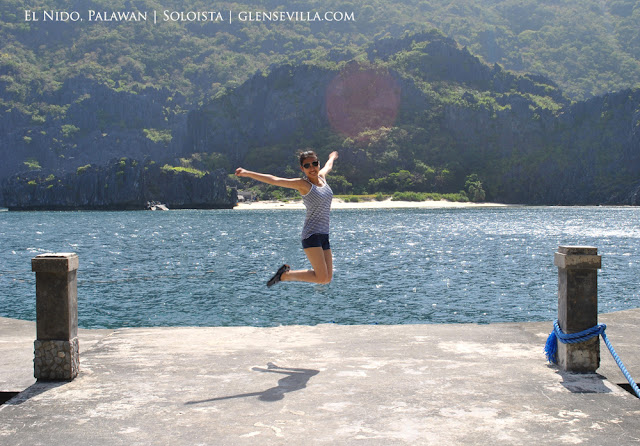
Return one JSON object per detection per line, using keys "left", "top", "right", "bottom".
{"left": 235, "top": 150, "right": 339, "bottom": 287}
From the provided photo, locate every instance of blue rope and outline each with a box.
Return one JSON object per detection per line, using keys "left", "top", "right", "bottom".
{"left": 545, "top": 319, "right": 640, "bottom": 399}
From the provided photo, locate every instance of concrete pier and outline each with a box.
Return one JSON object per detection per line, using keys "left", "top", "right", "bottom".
{"left": 1, "top": 310, "right": 639, "bottom": 445}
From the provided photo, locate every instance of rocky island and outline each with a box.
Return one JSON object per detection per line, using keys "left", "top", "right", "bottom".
{"left": 0, "top": 158, "right": 237, "bottom": 210}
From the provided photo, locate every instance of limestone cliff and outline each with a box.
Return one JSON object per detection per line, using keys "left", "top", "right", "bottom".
{"left": 0, "top": 159, "right": 236, "bottom": 210}
{"left": 0, "top": 77, "right": 186, "bottom": 181}
{"left": 186, "top": 64, "right": 336, "bottom": 164}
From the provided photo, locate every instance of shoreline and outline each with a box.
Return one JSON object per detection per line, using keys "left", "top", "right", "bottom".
{"left": 234, "top": 197, "right": 512, "bottom": 210}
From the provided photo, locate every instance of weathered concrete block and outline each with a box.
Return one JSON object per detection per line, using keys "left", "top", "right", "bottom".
{"left": 32, "top": 253, "right": 79, "bottom": 381}
{"left": 555, "top": 246, "right": 601, "bottom": 373}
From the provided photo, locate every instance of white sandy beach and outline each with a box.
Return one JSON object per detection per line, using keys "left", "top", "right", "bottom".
{"left": 234, "top": 198, "right": 511, "bottom": 210}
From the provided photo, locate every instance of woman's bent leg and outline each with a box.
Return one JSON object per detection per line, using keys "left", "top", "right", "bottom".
{"left": 323, "top": 248, "right": 333, "bottom": 283}
{"left": 281, "top": 247, "right": 333, "bottom": 284}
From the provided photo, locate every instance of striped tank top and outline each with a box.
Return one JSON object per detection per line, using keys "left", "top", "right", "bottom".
{"left": 301, "top": 178, "right": 333, "bottom": 240}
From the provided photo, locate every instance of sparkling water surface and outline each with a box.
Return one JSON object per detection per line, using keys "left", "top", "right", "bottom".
{"left": 1, "top": 207, "right": 639, "bottom": 328}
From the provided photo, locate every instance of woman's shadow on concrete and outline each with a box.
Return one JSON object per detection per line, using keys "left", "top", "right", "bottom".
{"left": 185, "top": 362, "right": 319, "bottom": 404}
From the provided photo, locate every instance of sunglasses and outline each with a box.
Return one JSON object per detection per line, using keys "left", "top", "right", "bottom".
{"left": 302, "top": 161, "right": 319, "bottom": 169}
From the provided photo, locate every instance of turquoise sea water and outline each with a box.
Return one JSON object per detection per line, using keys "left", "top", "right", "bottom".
{"left": 1, "top": 207, "right": 639, "bottom": 328}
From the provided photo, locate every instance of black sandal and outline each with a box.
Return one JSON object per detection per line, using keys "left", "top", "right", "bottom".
{"left": 267, "top": 264, "right": 290, "bottom": 287}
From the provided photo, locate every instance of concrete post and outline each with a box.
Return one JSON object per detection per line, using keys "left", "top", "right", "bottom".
{"left": 554, "top": 246, "right": 602, "bottom": 373}
{"left": 31, "top": 253, "right": 79, "bottom": 381}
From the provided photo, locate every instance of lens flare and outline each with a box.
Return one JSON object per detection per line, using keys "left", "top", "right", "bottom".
{"left": 326, "top": 64, "right": 401, "bottom": 138}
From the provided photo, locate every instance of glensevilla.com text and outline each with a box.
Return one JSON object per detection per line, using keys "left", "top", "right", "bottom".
{"left": 237, "top": 11, "right": 355, "bottom": 21}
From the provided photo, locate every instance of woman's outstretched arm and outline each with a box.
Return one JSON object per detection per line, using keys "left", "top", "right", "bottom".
{"left": 235, "top": 168, "right": 310, "bottom": 194}
{"left": 319, "top": 151, "right": 339, "bottom": 178}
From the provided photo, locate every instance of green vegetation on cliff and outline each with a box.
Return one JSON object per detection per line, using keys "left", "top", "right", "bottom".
{"left": 2, "top": 0, "right": 639, "bottom": 111}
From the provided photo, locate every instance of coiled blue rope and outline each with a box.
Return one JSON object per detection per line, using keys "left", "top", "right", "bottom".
{"left": 545, "top": 320, "right": 640, "bottom": 399}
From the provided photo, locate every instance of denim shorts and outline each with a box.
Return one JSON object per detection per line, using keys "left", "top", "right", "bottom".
{"left": 302, "top": 233, "right": 331, "bottom": 250}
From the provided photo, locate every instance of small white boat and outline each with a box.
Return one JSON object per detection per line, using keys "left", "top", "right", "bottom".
{"left": 146, "top": 201, "right": 169, "bottom": 211}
